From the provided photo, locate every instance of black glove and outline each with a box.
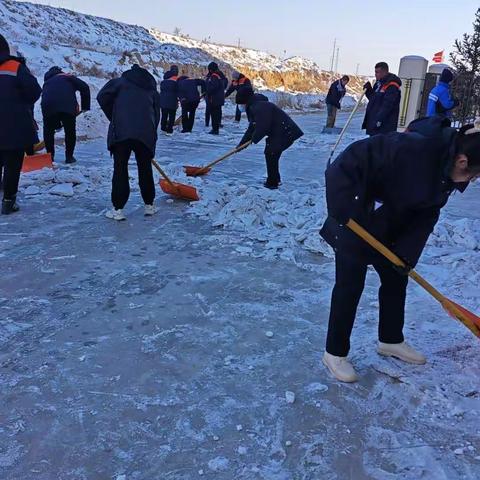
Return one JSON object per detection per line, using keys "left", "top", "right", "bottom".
{"left": 392, "top": 263, "right": 412, "bottom": 276}
{"left": 363, "top": 81, "right": 372, "bottom": 91}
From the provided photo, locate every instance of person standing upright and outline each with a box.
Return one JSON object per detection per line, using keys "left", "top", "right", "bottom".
{"left": 159, "top": 65, "right": 179, "bottom": 134}
{"left": 427, "top": 68, "right": 459, "bottom": 118}
{"left": 205, "top": 62, "right": 228, "bottom": 135}
{"left": 41, "top": 66, "right": 90, "bottom": 163}
{"left": 362, "top": 62, "right": 402, "bottom": 136}
{"left": 0, "top": 34, "right": 41, "bottom": 215}
{"left": 325, "top": 75, "right": 349, "bottom": 129}
{"left": 97, "top": 64, "right": 161, "bottom": 221}
{"left": 225, "top": 71, "right": 252, "bottom": 122}
{"left": 177, "top": 75, "right": 206, "bottom": 133}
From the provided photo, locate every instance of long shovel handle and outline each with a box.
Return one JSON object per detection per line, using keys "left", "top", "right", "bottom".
{"left": 203, "top": 140, "right": 252, "bottom": 170}
{"left": 347, "top": 219, "right": 447, "bottom": 303}
{"left": 328, "top": 90, "right": 366, "bottom": 165}
{"left": 151, "top": 159, "right": 177, "bottom": 190}
{"left": 347, "top": 219, "right": 480, "bottom": 337}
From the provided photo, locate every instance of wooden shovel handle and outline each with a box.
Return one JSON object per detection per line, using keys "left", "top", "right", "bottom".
{"left": 202, "top": 140, "right": 252, "bottom": 171}
{"left": 151, "top": 159, "right": 177, "bottom": 190}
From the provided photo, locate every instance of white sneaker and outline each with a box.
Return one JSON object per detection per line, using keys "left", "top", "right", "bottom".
{"left": 144, "top": 204, "right": 157, "bottom": 216}
{"left": 105, "top": 208, "right": 126, "bottom": 221}
{"left": 377, "top": 341, "right": 426, "bottom": 365}
{"left": 322, "top": 352, "right": 358, "bottom": 383}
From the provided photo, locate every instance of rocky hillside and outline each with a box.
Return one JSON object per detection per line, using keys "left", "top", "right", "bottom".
{"left": 1, "top": 0, "right": 365, "bottom": 98}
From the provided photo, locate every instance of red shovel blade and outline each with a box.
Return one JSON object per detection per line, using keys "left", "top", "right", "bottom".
{"left": 159, "top": 179, "right": 199, "bottom": 201}
{"left": 183, "top": 165, "right": 211, "bottom": 177}
{"left": 22, "top": 153, "right": 53, "bottom": 173}
{"left": 443, "top": 299, "right": 480, "bottom": 338}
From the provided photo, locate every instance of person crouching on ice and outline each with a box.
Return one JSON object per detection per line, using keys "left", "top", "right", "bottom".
{"left": 236, "top": 86, "right": 304, "bottom": 189}
{"left": 320, "top": 116, "right": 480, "bottom": 382}
{"left": 97, "top": 64, "right": 161, "bottom": 221}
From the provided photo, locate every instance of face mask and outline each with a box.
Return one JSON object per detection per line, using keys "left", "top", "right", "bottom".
{"left": 238, "top": 104, "right": 246, "bottom": 113}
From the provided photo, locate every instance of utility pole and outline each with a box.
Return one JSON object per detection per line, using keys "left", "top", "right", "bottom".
{"left": 355, "top": 63, "right": 360, "bottom": 76}
{"left": 330, "top": 38, "right": 336, "bottom": 73}
{"left": 237, "top": 38, "right": 241, "bottom": 48}
{"left": 334, "top": 47, "right": 340, "bottom": 74}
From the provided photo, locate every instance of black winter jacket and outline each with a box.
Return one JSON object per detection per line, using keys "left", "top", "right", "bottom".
{"left": 159, "top": 70, "right": 179, "bottom": 110}
{"left": 0, "top": 53, "right": 41, "bottom": 150}
{"left": 239, "top": 95, "right": 304, "bottom": 153}
{"left": 41, "top": 67, "right": 90, "bottom": 117}
{"left": 320, "top": 116, "right": 468, "bottom": 266}
{"left": 325, "top": 79, "right": 346, "bottom": 109}
{"left": 205, "top": 70, "right": 228, "bottom": 107}
{"left": 178, "top": 76, "right": 206, "bottom": 104}
{"left": 362, "top": 73, "right": 402, "bottom": 135}
{"left": 97, "top": 65, "right": 161, "bottom": 156}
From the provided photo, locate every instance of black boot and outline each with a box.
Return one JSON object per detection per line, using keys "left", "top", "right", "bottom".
{"left": 65, "top": 155, "right": 77, "bottom": 164}
{"left": 2, "top": 198, "right": 20, "bottom": 215}
{"left": 208, "top": 130, "right": 219, "bottom": 135}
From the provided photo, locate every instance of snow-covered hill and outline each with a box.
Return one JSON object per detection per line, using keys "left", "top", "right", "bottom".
{"left": 1, "top": 0, "right": 365, "bottom": 99}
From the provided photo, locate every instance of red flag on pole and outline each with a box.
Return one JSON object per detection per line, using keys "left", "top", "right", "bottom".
{"left": 432, "top": 50, "right": 444, "bottom": 63}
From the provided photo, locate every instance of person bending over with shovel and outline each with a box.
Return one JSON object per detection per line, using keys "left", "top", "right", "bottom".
{"left": 97, "top": 64, "right": 161, "bottom": 221}
{"left": 236, "top": 86, "right": 304, "bottom": 189}
{"left": 320, "top": 116, "right": 480, "bottom": 383}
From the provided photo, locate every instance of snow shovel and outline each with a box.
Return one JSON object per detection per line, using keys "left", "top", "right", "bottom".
{"left": 22, "top": 153, "right": 53, "bottom": 173}
{"left": 347, "top": 219, "right": 480, "bottom": 339}
{"left": 184, "top": 140, "right": 252, "bottom": 177}
{"left": 327, "top": 90, "right": 366, "bottom": 166}
{"left": 151, "top": 158, "right": 199, "bottom": 201}
{"left": 33, "top": 141, "right": 45, "bottom": 152}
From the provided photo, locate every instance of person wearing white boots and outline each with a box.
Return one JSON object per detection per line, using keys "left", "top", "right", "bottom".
{"left": 97, "top": 64, "right": 161, "bottom": 220}
{"left": 320, "top": 115, "right": 480, "bottom": 382}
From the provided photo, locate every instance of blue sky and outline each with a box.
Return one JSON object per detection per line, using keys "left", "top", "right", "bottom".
{"left": 27, "top": 0, "right": 478, "bottom": 75}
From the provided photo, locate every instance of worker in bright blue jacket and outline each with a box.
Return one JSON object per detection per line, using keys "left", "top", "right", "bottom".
{"left": 426, "top": 68, "right": 459, "bottom": 118}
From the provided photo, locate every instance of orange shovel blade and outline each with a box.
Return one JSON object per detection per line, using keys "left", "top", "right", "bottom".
{"left": 183, "top": 165, "right": 211, "bottom": 177}
{"left": 444, "top": 299, "right": 480, "bottom": 338}
{"left": 159, "top": 179, "right": 199, "bottom": 201}
{"left": 22, "top": 153, "right": 53, "bottom": 173}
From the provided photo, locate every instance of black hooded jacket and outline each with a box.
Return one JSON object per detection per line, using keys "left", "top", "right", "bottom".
{"left": 41, "top": 67, "right": 90, "bottom": 117}
{"left": 239, "top": 94, "right": 304, "bottom": 153}
{"left": 0, "top": 53, "right": 41, "bottom": 150}
{"left": 320, "top": 116, "right": 468, "bottom": 266}
{"left": 97, "top": 65, "right": 161, "bottom": 156}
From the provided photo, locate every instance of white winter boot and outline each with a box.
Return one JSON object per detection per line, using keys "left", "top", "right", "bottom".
{"left": 377, "top": 341, "right": 426, "bottom": 365}
{"left": 322, "top": 352, "right": 358, "bottom": 383}
{"left": 144, "top": 204, "right": 158, "bottom": 216}
{"left": 105, "top": 208, "right": 126, "bottom": 221}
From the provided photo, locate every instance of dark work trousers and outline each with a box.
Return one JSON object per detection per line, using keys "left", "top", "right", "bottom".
{"left": 326, "top": 104, "right": 338, "bottom": 128}
{"left": 0, "top": 150, "right": 24, "bottom": 200}
{"left": 161, "top": 108, "right": 176, "bottom": 133}
{"left": 181, "top": 101, "right": 199, "bottom": 132}
{"left": 43, "top": 112, "right": 77, "bottom": 160}
{"left": 326, "top": 253, "right": 408, "bottom": 357}
{"left": 205, "top": 103, "right": 211, "bottom": 127}
{"left": 235, "top": 105, "right": 242, "bottom": 122}
{"left": 264, "top": 150, "right": 282, "bottom": 187}
{"left": 111, "top": 140, "right": 155, "bottom": 210}
{"left": 209, "top": 105, "right": 222, "bottom": 133}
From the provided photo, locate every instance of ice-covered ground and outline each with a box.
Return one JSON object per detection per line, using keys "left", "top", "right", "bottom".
{"left": 1, "top": 110, "right": 479, "bottom": 479}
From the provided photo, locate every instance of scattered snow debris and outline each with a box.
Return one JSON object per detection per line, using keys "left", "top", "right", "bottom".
{"left": 454, "top": 448, "right": 465, "bottom": 455}
{"left": 238, "top": 446, "right": 247, "bottom": 455}
{"left": 198, "top": 469, "right": 204, "bottom": 476}
{"left": 24, "top": 185, "right": 41, "bottom": 195}
{"left": 236, "top": 424, "right": 243, "bottom": 431}
{"left": 265, "top": 331, "right": 274, "bottom": 338}
{"left": 49, "top": 183, "right": 75, "bottom": 197}
{"left": 166, "top": 199, "right": 174, "bottom": 204}
{"left": 55, "top": 169, "right": 87, "bottom": 185}
{"left": 285, "top": 441, "right": 292, "bottom": 447}
{"left": 236, "top": 246, "right": 253, "bottom": 254}
{"left": 208, "top": 457, "right": 229, "bottom": 472}
{"left": 213, "top": 435, "right": 220, "bottom": 441}
{"left": 116, "top": 475, "right": 126, "bottom": 480}
{"left": 305, "top": 382, "right": 329, "bottom": 394}
{"left": 78, "top": 355, "right": 86, "bottom": 362}
{"left": 248, "top": 365, "right": 254, "bottom": 370}
{"left": 285, "top": 391, "right": 296, "bottom": 404}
